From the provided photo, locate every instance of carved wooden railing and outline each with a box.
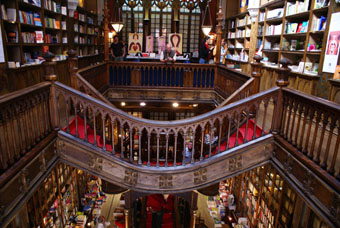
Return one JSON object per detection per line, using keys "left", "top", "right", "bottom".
{"left": 54, "top": 81, "right": 277, "bottom": 167}
{"left": 0, "top": 82, "right": 52, "bottom": 173}
{"left": 77, "top": 63, "right": 112, "bottom": 106}
{"left": 277, "top": 88, "right": 340, "bottom": 180}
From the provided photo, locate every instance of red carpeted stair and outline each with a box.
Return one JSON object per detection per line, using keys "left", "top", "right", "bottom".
{"left": 206, "top": 119, "right": 263, "bottom": 157}
{"left": 65, "top": 116, "right": 264, "bottom": 164}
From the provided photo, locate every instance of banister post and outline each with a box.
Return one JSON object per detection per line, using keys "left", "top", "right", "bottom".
{"left": 190, "top": 191, "right": 198, "bottom": 228}
{"left": 67, "top": 49, "right": 78, "bottom": 90}
{"left": 214, "top": 4, "right": 223, "bottom": 64}
{"left": 251, "top": 55, "right": 263, "bottom": 95}
{"left": 104, "top": 0, "right": 109, "bottom": 62}
{"left": 43, "top": 52, "right": 59, "bottom": 131}
{"left": 272, "top": 58, "right": 291, "bottom": 134}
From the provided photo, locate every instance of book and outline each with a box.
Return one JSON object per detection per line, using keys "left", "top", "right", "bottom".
{"left": 33, "top": 13, "right": 42, "bottom": 26}
{"left": 1, "top": 5, "right": 7, "bottom": 20}
{"left": 291, "top": 40, "right": 297, "bottom": 51}
{"left": 35, "top": 31, "right": 43, "bottom": 43}
{"left": 304, "top": 62, "right": 313, "bottom": 72}
{"left": 61, "top": 6, "right": 67, "bottom": 15}
{"left": 7, "top": 8, "right": 16, "bottom": 21}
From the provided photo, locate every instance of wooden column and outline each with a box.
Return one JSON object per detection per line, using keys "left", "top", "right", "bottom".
{"left": 272, "top": 58, "right": 292, "bottom": 134}
{"left": 190, "top": 191, "right": 198, "bottom": 228}
{"left": 214, "top": 4, "right": 223, "bottom": 64}
{"left": 104, "top": 0, "right": 109, "bottom": 62}
{"left": 251, "top": 55, "right": 263, "bottom": 95}
{"left": 43, "top": 52, "right": 59, "bottom": 131}
{"left": 67, "top": 49, "right": 78, "bottom": 90}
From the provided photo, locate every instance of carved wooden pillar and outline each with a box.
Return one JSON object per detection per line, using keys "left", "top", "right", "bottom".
{"left": 68, "top": 49, "right": 78, "bottom": 89}
{"left": 190, "top": 191, "right": 198, "bottom": 228}
{"left": 272, "top": 58, "right": 291, "bottom": 134}
{"left": 104, "top": 0, "right": 109, "bottom": 62}
{"left": 251, "top": 55, "right": 263, "bottom": 95}
{"left": 214, "top": 4, "right": 223, "bottom": 64}
{"left": 43, "top": 52, "right": 59, "bottom": 131}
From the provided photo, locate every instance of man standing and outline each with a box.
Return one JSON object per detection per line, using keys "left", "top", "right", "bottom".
{"left": 184, "top": 141, "right": 193, "bottom": 163}
{"left": 160, "top": 43, "right": 176, "bottom": 63}
{"left": 110, "top": 35, "right": 125, "bottom": 61}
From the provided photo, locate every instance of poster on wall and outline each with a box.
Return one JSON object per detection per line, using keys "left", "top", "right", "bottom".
{"left": 168, "top": 33, "right": 182, "bottom": 55}
{"left": 323, "top": 12, "right": 340, "bottom": 73}
{"left": 128, "top": 33, "right": 143, "bottom": 54}
{"left": 146, "top": 35, "right": 154, "bottom": 53}
{"left": 158, "top": 36, "right": 166, "bottom": 55}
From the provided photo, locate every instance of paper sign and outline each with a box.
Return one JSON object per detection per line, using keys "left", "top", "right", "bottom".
{"left": 323, "top": 12, "right": 340, "bottom": 73}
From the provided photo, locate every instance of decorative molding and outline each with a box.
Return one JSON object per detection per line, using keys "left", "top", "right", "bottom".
{"left": 229, "top": 154, "right": 242, "bottom": 172}
{"left": 19, "top": 169, "right": 29, "bottom": 193}
{"left": 57, "top": 139, "right": 65, "bottom": 155}
{"left": 124, "top": 170, "right": 138, "bottom": 186}
{"left": 88, "top": 156, "right": 103, "bottom": 171}
{"left": 302, "top": 170, "right": 315, "bottom": 196}
{"left": 283, "top": 153, "right": 293, "bottom": 174}
{"left": 194, "top": 168, "right": 207, "bottom": 184}
{"left": 159, "top": 175, "right": 173, "bottom": 189}
{"left": 39, "top": 151, "right": 46, "bottom": 172}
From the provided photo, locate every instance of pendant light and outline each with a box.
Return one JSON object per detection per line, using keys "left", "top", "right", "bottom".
{"left": 111, "top": 0, "right": 124, "bottom": 33}
{"left": 201, "top": 0, "right": 212, "bottom": 36}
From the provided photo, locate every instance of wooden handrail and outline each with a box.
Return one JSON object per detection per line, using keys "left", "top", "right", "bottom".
{"left": 278, "top": 87, "right": 340, "bottom": 180}
{"left": 0, "top": 82, "right": 53, "bottom": 172}
{"left": 216, "top": 77, "right": 255, "bottom": 108}
{"left": 54, "top": 81, "right": 278, "bottom": 167}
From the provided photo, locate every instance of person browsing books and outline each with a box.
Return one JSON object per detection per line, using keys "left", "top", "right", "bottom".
{"left": 160, "top": 43, "right": 176, "bottom": 63}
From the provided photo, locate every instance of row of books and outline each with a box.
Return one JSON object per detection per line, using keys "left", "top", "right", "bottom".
{"left": 23, "top": 0, "right": 41, "bottom": 7}
{"left": 237, "top": 17, "right": 246, "bottom": 27}
{"left": 267, "top": 8, "right": 283, "bottom": 20}
{"left": 259, "top": 12, "right": 265, "bottom": 22}
{"left": 311, "top": 15, "right": 326, "bottom": 32}
{"left": 314, "top": 0, "right": 329, "bottom": 9}
{"left": 285, "top": 21, "right": 308, "bottom": 34}
{"left": 286, "top": 0, "right": 309, "bottom": 16}
{"left": 266, "top": 24, "right": 282, "bottom": 36}
{"left": 228, "top": 32, "right": 236, "bottom": 39}
{"left": 263, "top": 41, "right": 280, "bottom": 50}
{"left": 45, "top": 33, "right": 59, "bottom": 44}
{"left": 45, "top": 16, "right": 61, "bottom": 29}
{"left": 289, "top": 61, "right": 319, "bottom": 75}
{"left": 22, "top": 31, "right": 39, "bottom": 43}
{"left": 258, "top": 25, "right": 264, "bottom": 36}
{"left": 259, "top": 199, "right": 275, "bottom": 227}
{"left": 87, "top": 17, "right": 94, "bottom": 25}
{"left": 19, "top": 10, "right": 42, "bottom": 26}
{"left": 282, "top": 39, "right": 305, "bottom": 51}
{"left": 1, "top": 6, "right": 16, "bottom": 21}
{"left": 44, "top": 0, "right": 61, "bottom": 13}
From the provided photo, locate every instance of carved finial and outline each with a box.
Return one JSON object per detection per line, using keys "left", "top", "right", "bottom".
{"left": 67, "top": 49, "right": 77, "bottom": 58}
{"left": 254, "top": 55, "right": 263, "bottom": 63}
{"left": 42, "top": 51, "right": 55, "bottom": 62}
{"left": 279, "top": 58, "right": 292, "bottom": 68}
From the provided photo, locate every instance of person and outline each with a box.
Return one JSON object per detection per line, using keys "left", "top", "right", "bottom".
{"left": 110, "top": 35, "right": 125, "bottom": 61}
{"left": 184, "top": 141, "right": 193, "bottom": 163}
{"left": 205, "top": 129, "right": 218, "bottom": 145}
{"left": 96, "top": 216, "right": 110, "bottom": 228}
{"left": 213, "top": 38, "right": 227, "bottom": 64}
{"left": 147, "top": 194, "right": 165, "bottom": 228}
{"left": 199, "top": 37, "right": 210, "bottom": 64}
{"left": 160, "top": 43, "right": 176, "bottom": 63}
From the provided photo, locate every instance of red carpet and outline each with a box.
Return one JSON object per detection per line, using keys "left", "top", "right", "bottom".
{"left": 64, "top": 116, "right": 264, "bottom": 165}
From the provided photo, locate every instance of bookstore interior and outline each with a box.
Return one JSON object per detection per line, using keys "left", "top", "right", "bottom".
{"left": 0, "top": 0, "right": 339, "bottom": 228}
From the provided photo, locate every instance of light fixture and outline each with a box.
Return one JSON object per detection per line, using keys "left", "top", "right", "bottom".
{"left": 193, "top": 104, "right": 198, "bottom": 107}
{"left": 248, "top": 0, "right": 260, "bottom": 23}
{"left": 201, "top": 0, "right": 213, "bottom": 36}
{"left": 111, "top": 0, "right": 124, "bottom": 33}
{"left": 172, "top": 102, "right": 179, "bottom": 108}
{"left": 121, "top": 102, "right": 126, "bottom": 106}
{"left": 67, "top": 0, "right": 79, "bottom": 17}
{"left": 140, "top": 102, "right": 146, "bottom": 106}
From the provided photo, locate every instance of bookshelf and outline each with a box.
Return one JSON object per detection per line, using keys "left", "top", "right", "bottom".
{"left": 226, "top": 12, "right": 251, "bottom": 71}
{"left": 0, "top": 0, "right": 69, "bottom": 67}
{"left": 0, "top": 0, "right": 104, "bottom": 69}
{"left": 73, "top": 6, "right": 103, "bottom": 57}
{"left": 225, "top": 0, "right": 331, "bottom": 85}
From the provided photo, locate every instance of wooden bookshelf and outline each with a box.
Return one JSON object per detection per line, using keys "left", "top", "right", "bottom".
{"left": 226, "top": 12, "right": 251, "bottom": 72}
{"left": 0, "top": 0, "right": 104, "bottom": 69}
{"left": 73, "top": 6, "right": 103, "bottom": 57}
